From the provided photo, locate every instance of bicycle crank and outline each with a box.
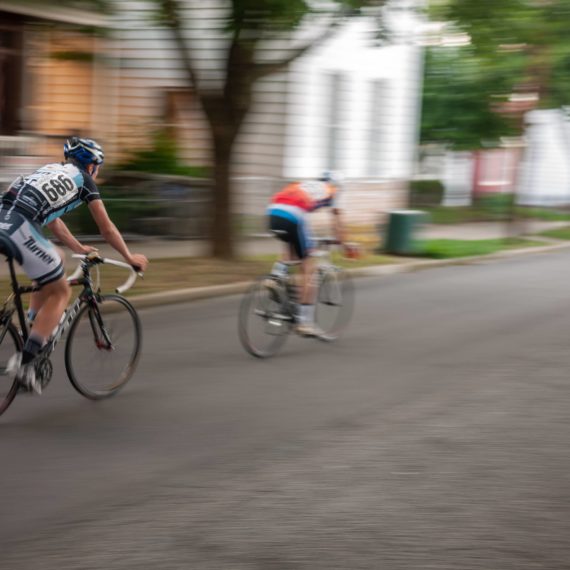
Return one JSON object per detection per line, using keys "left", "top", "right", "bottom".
{"left": 35, "top": 357, "right": 53, "bottom": 391}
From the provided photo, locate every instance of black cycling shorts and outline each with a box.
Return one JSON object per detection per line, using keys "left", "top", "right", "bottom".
{"left": 268, "top": 214, "right": 313, "bottom": 259}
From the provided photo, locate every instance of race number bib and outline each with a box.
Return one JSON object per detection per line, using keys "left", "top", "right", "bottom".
{"left": 26, "top": 166, "right": 78, "bottom": 207}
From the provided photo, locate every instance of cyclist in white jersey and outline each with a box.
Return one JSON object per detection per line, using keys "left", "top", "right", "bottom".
{"left": 0, "top": 137, "right": 148, "bottom": 393}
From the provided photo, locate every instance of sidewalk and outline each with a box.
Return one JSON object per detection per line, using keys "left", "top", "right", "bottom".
{"left": 0, "top": 220, "right": 568, "bottom": 281}
{"left": 419, "top": 220, "right": 570, "bottom": 240}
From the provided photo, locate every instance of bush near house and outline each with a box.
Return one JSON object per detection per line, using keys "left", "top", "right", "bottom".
{"left": 118, "top": 130, "right": 209, "bottom": 179}
{"left": 61, "top": 131, "right": 211, "bottom": 237}
{"left": 62, "top": 187, "right": 162, "bottom": 236}
{"left": 409, "top": 180, "right": 445, "bottom": 208}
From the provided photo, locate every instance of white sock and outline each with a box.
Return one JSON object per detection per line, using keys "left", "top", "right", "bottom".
{"left": 300, "top": 304, "right": 315, "bottom": 324}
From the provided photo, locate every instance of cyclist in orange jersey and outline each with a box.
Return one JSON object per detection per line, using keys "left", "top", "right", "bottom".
{"left": 267, "top": 172, "right": 354, "bottom": 337}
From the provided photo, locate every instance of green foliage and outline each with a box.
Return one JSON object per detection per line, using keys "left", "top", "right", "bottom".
{"left": 409, "top": 179, "right": 445, "bottom": 208}
{"left": 229, "top": 0, "right": 310, "bottom": 31}
{"left": 119, "top": 130, "right": 209, "bottom": 178}
{"left": 57, "top": 0, "right": 111, "bottom": 13}
{"left": 475, "top": 193, "right": 515, "bottom": 217}
{"left": 425, "top": 204, "right": 570, "bottom": 225}
{"left": 421, "top": 47, "right": 521, "bottom": 149}
{"left": 539, "top": 226, "right": 570, "bottom": 240}
{"left": 516, "top": 206, "right": 570, "bottom": 222}
{"left": 430, "top": 0, "right": 570, "bottom": 109}
{"left": 61, "top": 190, "right": 164, "bottom": 235}
{"left": 420, "top": 237, "right": 539, "bottom": 259}
{"left": 49, "top": 51, "right": 95, "bottom": 63}
{"left": 423, "top": 1, "right": 570, "bottom": 149}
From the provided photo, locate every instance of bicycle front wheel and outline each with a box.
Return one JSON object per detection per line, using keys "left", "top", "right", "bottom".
{"left": 0, "top": 322, "right": 22, "bottom": 416}
{"left": 315, "top": 267, "right": 354, "bottom": 341}
{"left": 65, "top": 294, "right": 142, "bottom": 399}
{"left": 238, "top": 276, "right": 292, "bottom": 358}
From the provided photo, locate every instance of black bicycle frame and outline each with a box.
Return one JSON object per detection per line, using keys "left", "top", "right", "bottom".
{"left": 3, "top": 255, "right": 98, "bottom": 354}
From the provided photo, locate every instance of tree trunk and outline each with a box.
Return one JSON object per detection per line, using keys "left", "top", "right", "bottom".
{"left": 211, "top": 133, "right": 235, "bottom": 259}
{"left": 202, "top": 41, "right": 255, "bottom": 260}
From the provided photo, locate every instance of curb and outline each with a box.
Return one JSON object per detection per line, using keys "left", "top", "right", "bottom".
{"left": 127, "top": 240, "right": 570, "bottom": 311}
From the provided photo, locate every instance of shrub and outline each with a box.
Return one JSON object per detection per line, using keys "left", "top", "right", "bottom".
{"left": 409, "top": 180, "right": 445, "bottom": 208}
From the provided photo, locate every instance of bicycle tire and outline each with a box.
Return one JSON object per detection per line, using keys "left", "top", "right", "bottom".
{"left": 315, "top": 267, "right": 354, "bottom": 341}
{"left": 0, "top": 322, "right": 23, "bottom": 417}
{"left": 238, "top": 276, "right": 292, "bottom": 358}
{"left": 65, "top": 294, "right": 142, "bottom": 400}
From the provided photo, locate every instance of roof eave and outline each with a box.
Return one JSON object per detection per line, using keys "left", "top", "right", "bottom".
{"left": 0, "top": 1, "right": 111, "bottom": 28}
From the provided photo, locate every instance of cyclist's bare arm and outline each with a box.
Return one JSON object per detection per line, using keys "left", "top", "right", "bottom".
{"left": 331, "top": 208, "right": 347, "bottom": 244}
{"left": 88, "top": 200, "right": 148, "bottom": 271}
{"left": 47, "top": 218, "right": 95, "bottom": 255}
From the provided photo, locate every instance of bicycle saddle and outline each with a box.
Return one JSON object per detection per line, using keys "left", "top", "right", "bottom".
{"left": 0, "top": 232, "right": 22, "bottom": 263}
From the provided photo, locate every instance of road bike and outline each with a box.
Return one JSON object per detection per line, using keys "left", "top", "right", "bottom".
{"left": 0, "top": 244, "right": 142, "bottom": 417}
{"left": 238, "top": 237, "right": 354, "bottom": 358}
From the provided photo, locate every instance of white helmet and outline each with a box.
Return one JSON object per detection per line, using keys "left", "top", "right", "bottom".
{"left": 319, "top": 170, "right": 344, "bottom": 186}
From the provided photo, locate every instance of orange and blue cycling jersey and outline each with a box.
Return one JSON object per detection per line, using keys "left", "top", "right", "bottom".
{"left": 267, "top": 181, "right": 339, "bottom": 259}
{"left": 270, "top": 181, "right": 338, "bottom": 213}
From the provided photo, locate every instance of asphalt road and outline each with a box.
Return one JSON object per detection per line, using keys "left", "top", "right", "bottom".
{"left": 2, "top": 251, "right": 570, "bottom": 569}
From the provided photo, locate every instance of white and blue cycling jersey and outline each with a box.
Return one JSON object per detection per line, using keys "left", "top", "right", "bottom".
{"left": 0, "top": 162, "right": 102, "bottom": 286}
{"left": 1, "top": 162, "right": 101, "bottom": 226}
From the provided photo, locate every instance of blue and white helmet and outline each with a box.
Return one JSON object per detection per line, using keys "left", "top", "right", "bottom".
{"left": 319, "top": 170, "right": 344, "bottom": 187}
{"left": 64, "top": 137, "right": 104, "bottom": 169}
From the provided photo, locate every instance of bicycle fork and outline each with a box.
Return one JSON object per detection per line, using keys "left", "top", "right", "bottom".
{"left": 86, "top": 300, "right": 114, "bottom": 351}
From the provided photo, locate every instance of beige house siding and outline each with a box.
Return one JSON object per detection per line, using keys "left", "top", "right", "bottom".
{"left": 1, "top": 2, "right": 418, "bottom": 232}
{"left": 112, "top": 0, "right": 212, "bottom": 166}
{"left": 233, "top": 72, "right": 289, "bottom": 179}
{"left": 0, "top": 24, "right": 114, "bottom": 180}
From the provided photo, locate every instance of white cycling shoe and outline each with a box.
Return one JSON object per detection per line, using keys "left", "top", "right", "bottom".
{"left": 295, "top": 322, "right": 325, "bottom": 338}
{"left": 7, "top": 353, "right": 42, "bottom": 395}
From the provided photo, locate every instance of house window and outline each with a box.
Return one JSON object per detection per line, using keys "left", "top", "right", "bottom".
{"left": 367, "top": 80, "right": 386, "bottom": 178}
{"left": 325, "top": 72, "right": 347, "bottom": 171}
{"left": 0, "top": 17, "right": 23, "bottom": 135}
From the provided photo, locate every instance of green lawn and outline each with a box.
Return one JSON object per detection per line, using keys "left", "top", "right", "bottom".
{"left": 539, "top": 226, "right": 570, "bottom": 240}
{"left": 425, "top": 206, "right": 570, "bottom": 225}
{"left": 420, "top": 238, "right": 543, "bottom": 259}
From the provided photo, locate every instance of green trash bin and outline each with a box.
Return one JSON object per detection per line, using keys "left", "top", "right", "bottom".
{"left": 384, "top": 210, "right": 428, "bottom": 255}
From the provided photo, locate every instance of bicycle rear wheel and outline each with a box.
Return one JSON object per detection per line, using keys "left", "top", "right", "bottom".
{"left": 315, "top": 267, "right": 354, "bottom": 341}
{"left": 65, "top": 294, "right": 142, "bottom": 399}
{"left": 238, "top": 276, "right": 292, "bottom": 358}
{"left": 0, "top": 321, "right": 22, "bottom": 416}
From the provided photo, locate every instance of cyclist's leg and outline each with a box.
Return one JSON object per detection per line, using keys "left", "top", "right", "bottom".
{"left": 293, "top": 217, "right": 320, "bottom": 332}
{"left": 27, "top": 245, "right": 67, "bottom": 322}
{"left": 295, "top": 215, "right": 314, "bottom": 301}
{"left": 7, "top": 222, "right": 69, "bottom": 391}
{"left": 29, "top": 276, "right": 71, "bottom": 341}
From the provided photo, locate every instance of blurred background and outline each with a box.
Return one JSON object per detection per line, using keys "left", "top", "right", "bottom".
{"left": 0, "top": 0, "right": 422, "bottom": 260}
{"left": 1, "top": 0, "right": 570, "bottom": 260}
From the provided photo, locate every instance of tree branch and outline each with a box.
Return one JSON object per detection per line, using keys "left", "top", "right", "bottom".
{"left": 251, "top": 18, "right": 345, "bottom": 80}
{"left": 158, "top": 0, "right": 201, "bottom": 94}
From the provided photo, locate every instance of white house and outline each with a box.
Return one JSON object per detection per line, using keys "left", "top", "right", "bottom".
{"left": 518, "top": 109, "right": 570, "bottom": 206}
{"left": 0, "top": 0, "right": 426, "bottom": 231}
